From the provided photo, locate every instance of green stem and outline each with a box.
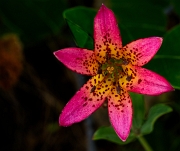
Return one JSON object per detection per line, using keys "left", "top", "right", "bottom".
{"left": 138, "top": 136, "right": 153, "bottom": 151}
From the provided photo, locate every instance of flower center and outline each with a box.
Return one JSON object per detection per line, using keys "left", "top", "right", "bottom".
{"left": 100, "top": 58, "right": 130, "bottom": 94}
{"left": 91, "top": 58, "right": 131, "bottom": 94}
{"left": 101, "top": 58, "right": 125, "bottom": 78}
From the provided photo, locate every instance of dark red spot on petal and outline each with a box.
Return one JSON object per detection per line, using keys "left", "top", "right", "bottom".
{"left": 83, "top": 102, "right": 88, "bottom": 107}
{"left": 90, "top": 86, "right": 96, "bottom": 93}
{"left": 138, "top": 79, "right": 142, "bottom": 84}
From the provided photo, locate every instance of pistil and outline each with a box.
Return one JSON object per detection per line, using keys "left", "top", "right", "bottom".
{"left": 107, "top": 66, "right": 114, "bottom": 74}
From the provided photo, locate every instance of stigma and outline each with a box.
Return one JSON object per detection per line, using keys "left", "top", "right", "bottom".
{"left": 107, "top": 66, "right": 114, "bottom": 74}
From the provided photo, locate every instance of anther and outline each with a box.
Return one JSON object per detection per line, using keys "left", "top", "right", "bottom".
{"left": 90, "top": 86, "right": 96, "bottom": 93}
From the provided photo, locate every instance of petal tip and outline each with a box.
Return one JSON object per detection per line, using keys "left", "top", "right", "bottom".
{"left": 152, "top": 88, "right": 174, "bottom": 96}
{"left": 99, "top": 3, "right": 110, "bottom": 13}
{"left": 120, "top": 136, "right": 128, "bottom": 142}
{"left": 159, "top": 37, "right": 163, "bottom": 41}
{"left": 167, "top": 85, "right": 175, "bottom": 92}
{"left": 59, "top": 114, "right": 72, "bottom": 127}
{"left": 53, "top": 50, "right": 61, "bottom": 59}
{"left": 156, "top": 37, "right": 163, "bottom": 44}
{"left": 149, "top": 36, "right": 163, "bottom": 46}
{"left": 112, "top": 125, "right": 131, "bottom": 142}
{"left": 153, "top": 37, "right": 163, "bottom": 48}
{"left": 145, "top": 36, "right": 163, "bottom": 45}
{"left": 115, "top": 129, "right": 130, "bottom": 142}
{"left": 53, "top": 51, "right": 58, "bottom": 56}
{"left": 160, "top": 79, "right": 174, "bottom": 94}
{"left": 101, "top": 3, "right": 105, "bottom": 7}
{"left": 59, "top": 114, "right": 65, "bottom": 126}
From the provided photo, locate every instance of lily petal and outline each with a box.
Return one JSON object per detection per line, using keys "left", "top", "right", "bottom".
{"left": 120, "top": 65, "right": 174, "bottom": 95}
{"left": 108, "top": 86, "right": 132, "bottom": 141}
{"left": 60, "top": 74, "right": 112, "bottom": 126}
{"left": 94, "top": 4, "right": 122, "bottom": 63}
{"left": 122, "top": 37, "right": 162, "bottom": 66}
{"left": 54, "top": 48, "right": 99, "bottom": 76}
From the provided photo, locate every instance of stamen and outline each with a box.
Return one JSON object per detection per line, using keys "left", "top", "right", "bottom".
{"left": 97, "top": 66, "right": 102, "bottom": 74}
{"left": 90, "top": 86, "right": 96, "bottom": 93}
{"left": 116, "top": 83, "right": 121, "bottom": 94}
{"left": 105, "top": 52, "right": 111, "bottom": 60}
{"left": 122, "top": 59, "right": 129, "bottom": 65}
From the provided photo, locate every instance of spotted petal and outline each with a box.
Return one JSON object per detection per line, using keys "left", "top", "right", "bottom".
{"left": 120, "top": 65, "right": 174, "bottom": 95}
{"left": 59, "top": 74, "right": 112, "bottom": 126}
{"left": 54, "top": 48, "right": 99, "bottom": 76}
{"left": 108, "top": 86, "right": 132, "bottom": 141}
{"left": 122, "top": 37, "right": 162, "bottom": 66}
{"left": 94, "top": 4, "right": 122, "bottom": 63}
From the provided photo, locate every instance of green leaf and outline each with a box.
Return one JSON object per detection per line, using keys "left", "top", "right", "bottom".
{"left": 0, "top": 0, "right": 68, "bottom": 44}
{"left": 125, "top": 25, "right": 165, "bottom": 42}
{"left": 63, "top": 7, "right": 96, "bottom": 49}
{"left": 145, "top": 57, "right": 180, "bottom": 89}
{"left": 93, "top": 126, "right": 136, "bottom": 145}
{"left": 140, "top": 104, "right": 172, "bottom": 135}
{"left": 65, "top": 20, "right": 94, "bottom": 49}
{"left": 111, "top": 0, "right": 166, "bottom": 25}
{"left": 119, "top": 24, "right": 134, "bottom": 46}
{"left": 147, "top": 0, "right": 170, "bottom": 9}
{"left": 172, "top": 0, "right": 180, "bottom": 18}
{"left": 130, "top": 93, "right": 145, "bottom": 130}
{"left": 157, "top": 25, "right": 180, "bottom": 56}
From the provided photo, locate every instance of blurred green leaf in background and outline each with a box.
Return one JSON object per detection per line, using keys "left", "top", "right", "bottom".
{"left": 0, "top": 0, "right": 68, "bottom": 45}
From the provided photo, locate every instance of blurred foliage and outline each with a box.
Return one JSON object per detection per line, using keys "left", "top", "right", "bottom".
{"left": 0, "top": 0, "right": 68, "bottom": 45}
{"left": 109, "top": 0, "right": 167, "bottom": 43}
{"left": 93, "top": 126, "right": 136, "bottom": 145}
{"left": 130, "top": 93, "right": 145, "bottom": 130}
{"left": 0, "top": 34, "right": 23, "bottom": 90}
{"left": 140, "top": 103, "right": 172, "bottom": 135}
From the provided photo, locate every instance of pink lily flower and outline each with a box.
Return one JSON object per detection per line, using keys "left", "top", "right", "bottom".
{"left": 54, "top": 4, "right": 174, "bottom": 141}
